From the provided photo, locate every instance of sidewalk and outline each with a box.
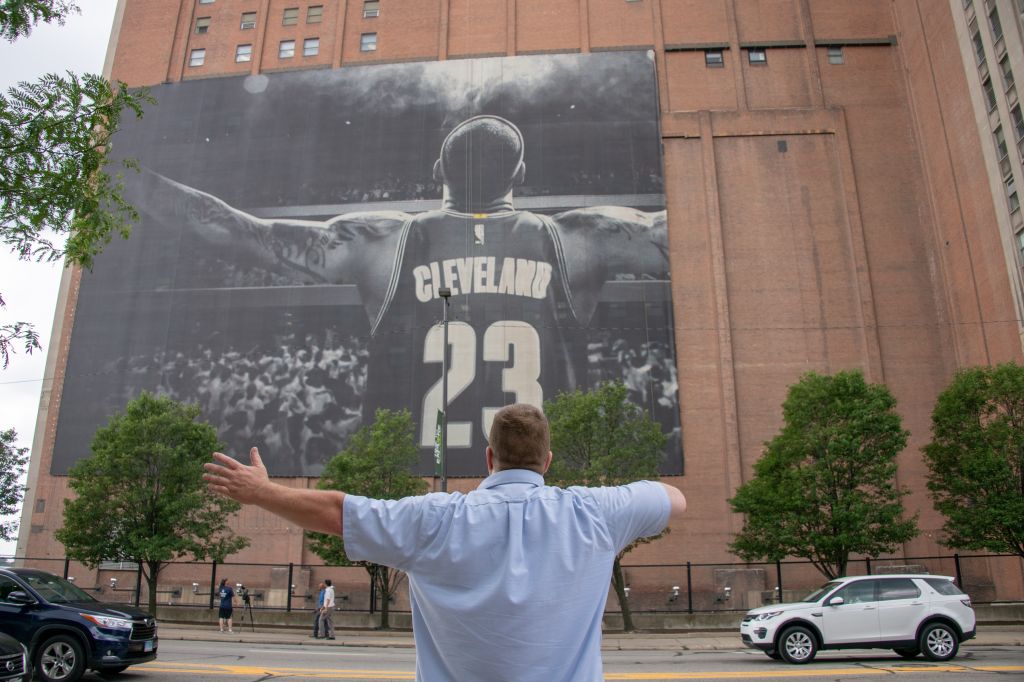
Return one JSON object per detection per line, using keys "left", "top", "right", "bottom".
{"left": 156, "top": 623, "right": 1024, "bottom": 652}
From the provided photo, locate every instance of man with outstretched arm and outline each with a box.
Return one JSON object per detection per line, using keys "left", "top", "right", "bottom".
{"left": 204, "top": 403, "right": 686, "bottom": 681}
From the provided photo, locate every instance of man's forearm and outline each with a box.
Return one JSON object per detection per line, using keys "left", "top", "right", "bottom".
{"left": 252, "top": 482, "right": 344, "bottom": 536}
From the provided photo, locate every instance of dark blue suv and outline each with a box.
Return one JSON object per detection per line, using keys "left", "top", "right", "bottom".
{"left": 0, "top": 568, "right": 157, "bottom": 681}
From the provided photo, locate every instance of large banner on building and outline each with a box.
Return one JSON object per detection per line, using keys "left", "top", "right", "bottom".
{"left": 52, "top": 50, "right": 681, "bottom": 477}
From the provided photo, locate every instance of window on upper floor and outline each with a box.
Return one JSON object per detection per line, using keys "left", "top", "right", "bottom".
{"left": 1017, "top": 230, "right": 1024, "bottom": 263}
{"left": 199, "top": 0, "right": 214, "bottom": 4}
{"left": 971, "top": 22, "right": 986, "bottom": 64}
{"left": 241, "top": 12, "right": 257, "bottom": 29}
{"left": 364, "top": 1, "right": 380, "bottom": 18}
{"left": 984, "top": 76, "right": 998, "bottom": 111}
{"left": 283, "top": 7, "right": 299, "bottom": 25}
{"left": 1001, "top": 55, "right": 1015, "bottom": 89}
{"left": 280, "top": 39, "right": 296, "bottom": 58}
{"left": 308, "top": 5, "right": 324, "bottom": 23}
{"left": 827, "top": 46, "right": 844, "bottom": 65}
{"left": 704, "top": 49, "right": 724, "bottom": 68}
{"left": 1007, "top": 174, "right": 1020, "bottom": 213}
{"left": 195, "top": 16, "right": 211, "bottom": 34}
{"left": 360, "top": 32, "right": 377, "bottom": 51}
{"left": 1012, "top": 105, "right": 1024, "bottom": 140}
{"left": 304, "top": 37, "right": 320, "bottom": 57}
{"left": 995, "top": 125, "right": 1009, "bottom": 161}
{"left": 235, "top": 44, "right": 253, "bottom": 62}
{"left": 989, "top": 6, "right": 1004, "bottom": 41}
{"left": 189, "top": 48, "right": 206, "bottom": 67}
{"left": 748, "top": 48, "right": 767, "bottom": 65}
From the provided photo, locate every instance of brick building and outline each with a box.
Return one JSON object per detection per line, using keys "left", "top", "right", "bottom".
{"left": 16, "top": 0, "right": 1024, "bottom": 609}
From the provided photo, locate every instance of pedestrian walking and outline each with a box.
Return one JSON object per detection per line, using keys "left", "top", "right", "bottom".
{"left": 321, "top": 579, "right": 335, "bottom": 640}
{"left": 310, "top": 582, "right": 325, "bottom": 638}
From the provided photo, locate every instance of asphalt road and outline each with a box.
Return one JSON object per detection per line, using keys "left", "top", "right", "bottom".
{"left": 78, "top": 640, "right": 1024, "bottom": 681}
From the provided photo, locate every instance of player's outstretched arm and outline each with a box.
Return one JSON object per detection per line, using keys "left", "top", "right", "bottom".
{"left": 128, "top": 168, "right": 408, "bottom": 285}
{"left": 552, "top": 206, "right": 668, "bottom": 322}
{"left": 204, "top": 448, "right": 344, "bottom": 536}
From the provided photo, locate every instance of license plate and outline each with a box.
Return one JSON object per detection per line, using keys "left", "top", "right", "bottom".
{"left": 144, "top": 640, "right": 154, "bottom": 652}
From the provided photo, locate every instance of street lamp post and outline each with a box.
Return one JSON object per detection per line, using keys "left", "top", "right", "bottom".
{"left": 438, "top": 287, "right": 451, "bottom": 492}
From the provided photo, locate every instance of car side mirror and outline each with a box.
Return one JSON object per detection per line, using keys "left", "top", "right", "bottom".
{"left": 6, "top": 591, "right": 34, "bottom": 605}
{"left": 826, "top": 596, "right": 845, "bottom": 606}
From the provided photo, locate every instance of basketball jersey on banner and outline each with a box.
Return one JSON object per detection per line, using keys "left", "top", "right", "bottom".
{"left": 365, "top": 208, "right": 583, "bottom": 476}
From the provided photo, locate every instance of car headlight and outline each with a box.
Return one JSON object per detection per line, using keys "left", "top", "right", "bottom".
{"left": 755, "top": 610, "right": 784, "bottom": 621}
{"left": 81, "top": 613, "right": 133, "bottom": 630}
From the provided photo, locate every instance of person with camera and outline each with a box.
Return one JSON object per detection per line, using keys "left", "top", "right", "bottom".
{"left": 204, "top": 403, "right": 686, "bottom": 681}
{"left": 217, "top": 578, "right": 234, "bottom": 633}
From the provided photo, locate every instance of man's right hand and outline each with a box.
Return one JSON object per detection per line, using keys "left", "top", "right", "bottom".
{"left": 204, "top": 447, "right": 272, "bottom": 505}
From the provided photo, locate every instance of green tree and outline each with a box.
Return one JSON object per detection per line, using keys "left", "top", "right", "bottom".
{"left": 544, "top": 381, "right": 667, "bottom": 632}
{"left": 0, "top": 428, "right": 28, "bottom": 542}
{"left": 56, "top": 392, "right": 249, "bottom": 614}
{"left": 923, "top": 363, "right": 1024, "bottom": 558}
{"left": 729, "top": 370, "right": 918, "bottom": 579}
{"left": 306, "top": 409, "right": 427, "bottom": 629}
{"left": 1, "top": 1, "right": 152, "bottom": 367}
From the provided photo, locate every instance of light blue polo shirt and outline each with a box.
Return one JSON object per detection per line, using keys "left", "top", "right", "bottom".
{"left": 342, "top": 469, "right": 670, "bottom": 682}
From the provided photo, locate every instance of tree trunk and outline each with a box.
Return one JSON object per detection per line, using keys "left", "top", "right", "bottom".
{"left": 612, "top": 558, "right": 635, "bottom": 632}
{"left": 145, "top": 561, "right": 161, "bottom": 615}
{"left": 378, "top": 567, "right": 391, "bottom": 630}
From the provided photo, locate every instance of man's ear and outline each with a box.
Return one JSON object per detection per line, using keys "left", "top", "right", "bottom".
{"left": 433, "top": 158, "right": 444, "bottom": 183}
{"left": 513, "top": 161, "right": 526, "bottom": 186}
{"left": 541, "top": 451, "right": 553, "bottom": 474}
{"left": 486, "top": 446, "right": 495, "bottom": 474}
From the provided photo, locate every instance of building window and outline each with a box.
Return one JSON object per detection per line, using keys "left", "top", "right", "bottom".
{"left": 1017, "top": 231, "right": 1024, "bottom": 264}
{"left": 199, "top": 0, "right": 214, "bottom": 4}
{"left": 235, "top": 43, "right": 253, "bottom": 62}
{"left": 1012, "top": 105, "right": 1024, "bottom": 140}
{"left": 1001, "top": 55, "right": 1015, "bottom": 89}
{"left": 195, "top": 16, "right": 211, "bottom": 34}
{"left": 704, "top": 49, "right": 724, "bottom": 68}
{"left": 303, "top": 37, "right": 320, "bottom": 57}
{"left": 360, "top": 32, "right": 377, "bottom": 51}
{"left": 1007, "top": 174, "right": 1020, "bottom": 213}
{"left": 983, "top": 76, "right": 998, "bottom": 111}
{"left": 748, "top": 48, "right": 767, "bottom": 65}
{"left": 307, "top": 5, "right": 324, "bottom": 23}
{"left": 189, "top": 48, "right": 206, "bottom": 67}
{"left": 283, "top": 7, "right": 299, "bottom": 25}
{"left": 971, "top": 24, "right": 986, "bottom": 64}
{"left": 241, "top": 12, "right": 257, "bottom": 29}
{"left": 989, "top": 6, "right": 1004, "bottom": 41}
{"left": 363, "top": 1, "right": 380, "bottom": 18}
{"left": 827, "top": 46, "right": 844, "bottom": 65}
{"left": 279, "top": 39, "right": 296, "bottom": 58}
{"left": 995, "top": 125, "right": 1009, "bottom": 161}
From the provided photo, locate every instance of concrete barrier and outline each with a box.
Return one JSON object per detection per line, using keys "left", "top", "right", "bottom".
{"left": 154, "top": 602, "right": 1023, "bottom": 632}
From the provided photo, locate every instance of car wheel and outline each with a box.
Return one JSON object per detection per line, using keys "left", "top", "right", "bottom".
{"left": 35, "top": 634, "right": 85, "bottom": 682}
{"left": 98, "top": 665, "right": 130, "bottom": 678}
{"left": 919, "top": 622, "right": 959, "bottom": 661}
{"left": 893, "top": 646, "right": 920, "bottom": 659}
{"left": 778, "top": 625, "right": 817, "bottom": 664}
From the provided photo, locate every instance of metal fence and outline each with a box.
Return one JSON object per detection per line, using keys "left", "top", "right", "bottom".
{"left": 3, "top": 553, "right": 1021, "bottom": 615}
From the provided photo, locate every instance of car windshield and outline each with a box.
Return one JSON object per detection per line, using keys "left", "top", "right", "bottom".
{"left": 802, "top": 581, "right": 843, "bottom": 602}
{"left": 22, "top": 573, "right": 96, "bottom": 603}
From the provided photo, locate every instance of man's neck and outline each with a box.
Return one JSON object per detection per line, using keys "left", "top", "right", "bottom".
{"left": 442, "top": 187, "right": 515, "bottom": 214}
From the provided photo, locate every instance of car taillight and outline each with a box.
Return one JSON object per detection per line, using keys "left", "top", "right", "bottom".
{"left": 961, "top": 598, "right": 972, "bottom": 608}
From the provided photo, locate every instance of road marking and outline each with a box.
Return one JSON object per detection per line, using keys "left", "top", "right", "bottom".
{"left": 245, "top": 648, "right": 378, "bottom": 656}
{"left": 137, "top": 660, "right": 1024, "bottom": 680}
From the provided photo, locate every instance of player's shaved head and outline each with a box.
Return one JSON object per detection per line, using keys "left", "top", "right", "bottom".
{"left": 437, "top": 116, "right": 525, "bottom": 207}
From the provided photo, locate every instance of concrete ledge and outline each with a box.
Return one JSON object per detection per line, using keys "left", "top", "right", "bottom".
{"left": 155, "top": 602, "right": 1024, "bottom": 633}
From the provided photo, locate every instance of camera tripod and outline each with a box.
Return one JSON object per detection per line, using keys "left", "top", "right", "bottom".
{"left": 237, "top": 591, "right": 256, "bottom": 632}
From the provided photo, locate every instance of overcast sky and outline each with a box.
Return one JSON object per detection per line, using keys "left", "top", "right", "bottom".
{"left": 0, "top": 0, "right": 120, "bottom": 555}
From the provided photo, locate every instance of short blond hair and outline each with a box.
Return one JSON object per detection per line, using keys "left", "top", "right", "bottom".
{"left": 488, "top": 404, "right": 550, "bottom": 472}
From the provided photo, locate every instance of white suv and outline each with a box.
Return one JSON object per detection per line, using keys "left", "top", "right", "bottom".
{"left": 740, "top": 574, "right": 976, "bottom": 664}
